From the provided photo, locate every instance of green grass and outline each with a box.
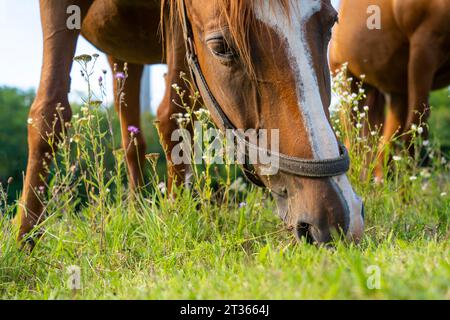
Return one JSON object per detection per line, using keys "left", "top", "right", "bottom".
{"left": 0, "top": 58, "right": 449, "bottom": 300}
{"left": 1, "top": 184, "right": 448, "bottom": 299}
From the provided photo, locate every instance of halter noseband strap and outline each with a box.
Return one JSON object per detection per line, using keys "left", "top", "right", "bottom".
{"left": 178, "top": 0, "right": 350, "bottom": 187}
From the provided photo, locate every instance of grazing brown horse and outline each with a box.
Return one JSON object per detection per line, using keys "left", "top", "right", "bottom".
{"left": 16, "top": 0, "right": 364, "bottom": 246}
{"left": 330, "top": 0, "right": 450, "bottom": 179}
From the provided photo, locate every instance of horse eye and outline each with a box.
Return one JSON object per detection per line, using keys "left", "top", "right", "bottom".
{"left": 207, "top": 38, "right": 237, "bottom": 60}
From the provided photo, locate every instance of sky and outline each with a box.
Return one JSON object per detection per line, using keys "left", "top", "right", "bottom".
{"left": 0, "top": 0, "right": 340, "bottom": 114}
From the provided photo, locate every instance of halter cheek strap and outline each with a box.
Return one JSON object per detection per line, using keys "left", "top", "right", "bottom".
{"left": 178, "top": 0, "right": 350, "bottom": 187}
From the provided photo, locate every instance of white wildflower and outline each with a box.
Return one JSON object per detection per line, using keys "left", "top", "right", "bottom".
{"left": 393, "top": 156, "right": 402, "bottom": 161}
{"left": 420, "top": 169, "right": 431, "bottom": 178}
{"left": 158, "top": 182, "right": 167, "bottom": 194}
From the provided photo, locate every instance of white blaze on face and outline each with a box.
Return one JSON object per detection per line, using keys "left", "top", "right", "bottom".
{"left": 256, "top": 0, "right": 364, "bottom": 238}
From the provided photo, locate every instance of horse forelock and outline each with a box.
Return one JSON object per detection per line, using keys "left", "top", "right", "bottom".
{"left": 161, "top": 0, "right": 291, "bottom": 78}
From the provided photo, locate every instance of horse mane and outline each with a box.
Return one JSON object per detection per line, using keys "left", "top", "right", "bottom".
{"left": 161, "top": 0, "right": 291, "bottom": 77}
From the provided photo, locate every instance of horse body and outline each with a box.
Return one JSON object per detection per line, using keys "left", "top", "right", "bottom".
{"left": 330, "top": 0, "right": 450, "bottom": 177}
{"left": 17, "top": 0, "right": 364, "bottom": 246}
{"left": 81, "top": 0, "right": 162, "bottom": 64}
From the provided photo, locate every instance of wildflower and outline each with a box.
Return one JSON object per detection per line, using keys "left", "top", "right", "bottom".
{"left": 74, "top": 54, "right": 92, "bottom": 63}
{"left": 145, "top": 153, "right": 160, "bottom": 163}
{"left": 417, "top": 127, "right": 424, "bottom": 135}
{"left": 72, "top": 134, "right": 82, "bottom": 144}
{"left": 128, "top": 125, "right": 140, "bottom": 135}
{"left": 409, "top": 176, "right": 418, "bottom": 181}
{"left": 440, "top": 192, "right": 447, "bottom": 198}
{"left": 411, "top": 124, "right": 418, "bottom": 131}
{"left": 239, "top": 202, "right": 247, "bottom": 208}
{"left": 194, "top": 108, "right": 211, "bottom": 120}
{"left": 393, "top": 156, "right": 402, "bottom": 162}
{"left": 171, "top": 83, "right": 181, "bottom": 91}
{"left": 229, "top": 177, "right": 247, "bottom": 192}
{"left": 56, "top": 104, "right": 65, "bottom": 112}
{"left": 359, "top": 112, "right": 366, "bottom": 119}
{"left": 38, "top": 186, "right": 45, "bottom": 193}
{"left": 353, "top": 106, "right": 358, "bottom": 112}
{"left": 356, "top": 123, "right": 363, "bottom": 129}
{"left": 27, "top": 118, "right": 34, "bottom": 125}
{"left": 370, "top": 131, "right": 377, "bottom": 136}
{"left": 441, "top": 157, "right": 447, "bottom": 165}
{"left": 423, "top": 140, "right": 430, "bottom": 146}
{"left": 420, "top": 169, "right": 431, "bottom": 178}
{"left": 158, "top": 182, "right": 167, "bottom": 194}
{"left": 115, "top": 72, "right": 125, "bottom": 80}
{"left": 363, "top": 105, "right": 369, "bottom": 111}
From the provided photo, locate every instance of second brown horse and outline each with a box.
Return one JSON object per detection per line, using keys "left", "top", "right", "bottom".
{"left": 330, "top": 0, "right": 450, "bottom": 179}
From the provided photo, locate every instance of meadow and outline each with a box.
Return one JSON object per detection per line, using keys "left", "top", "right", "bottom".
{"left": 0, "top": 57, "right": 449, "bottom": 299}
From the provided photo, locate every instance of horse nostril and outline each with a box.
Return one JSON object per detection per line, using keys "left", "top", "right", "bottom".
{"left": 361, "top": 203, "right": 365, "bottom": 220}
{"left": 296, "top": 222, "right": 314, "bottom": 244}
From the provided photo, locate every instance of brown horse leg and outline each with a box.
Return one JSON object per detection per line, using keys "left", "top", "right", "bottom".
{"left": 15, "top": 0, "right": 93, "bottom": 244}
{"left": 108, "top": 56, "right": 146, "bottom": 189}
{"left": 157, "top": 71, "right": 193, "bottom": 192}
{"left": 375, "top": 93, "right": 408, "bottom": 180}
{"left": 157, "top": 16, "right": 193, "bottom": 192}
{"left": 406, "top": 35, "right": 442, "bottom": 143}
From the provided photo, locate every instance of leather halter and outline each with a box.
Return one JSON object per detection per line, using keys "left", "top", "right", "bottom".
{"left": 178, "top": 0, "right": 350, "bottom": 187}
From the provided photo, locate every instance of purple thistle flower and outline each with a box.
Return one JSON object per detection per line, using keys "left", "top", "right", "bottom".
{"left": 128, "top": 125, "right": 140, "bottom": 135}
{"left": 115, "top": 72, "right": 125, "bottom": 80}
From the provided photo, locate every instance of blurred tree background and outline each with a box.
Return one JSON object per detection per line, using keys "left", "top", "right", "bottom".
{"left": 0, "top": 86, "right": 449, "bottom": 204}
